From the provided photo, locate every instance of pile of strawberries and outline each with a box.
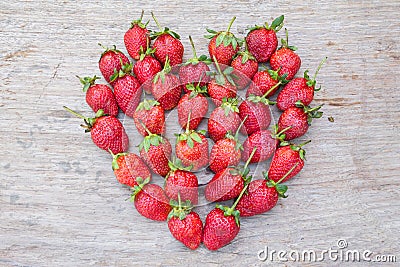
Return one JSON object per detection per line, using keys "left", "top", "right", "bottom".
{"left": 65, "top": 11, "right": 326, "bottom": 251}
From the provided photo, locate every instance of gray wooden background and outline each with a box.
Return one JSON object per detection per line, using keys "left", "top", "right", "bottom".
{"left": 1, "top": 0, "right": 399, "bottom": 266}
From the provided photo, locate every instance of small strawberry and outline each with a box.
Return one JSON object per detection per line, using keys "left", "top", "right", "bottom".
{"left": 150, "top": 12, "right": 184, "bottom": 66}
{"left": 133, "top": 47, "right": 162, "bottom": 94}
{"left": 208, "top": 97, "right": 241, "bottom": 142}
{"left": 63, "top": 107, "right": 128, "bottom": 154}
{"left": 270, "top": 29, "right": 301, "bottom": 80}
{"left": 124, "top": 10, "right": 151, "bottom": 60}
{"left": 98, "top": 44, "right": 130, "bottom": 86}
{"left": 177, "top": 83, "right": 208, "bottom": 130}
{"left": 277, "top": 101, "right": 323, "bottom": 140}
{"left": 207, "top": 58, "right": 237, "bottom": 106}
{"left": 246, "top": 68, "right": 287, "bottom": 98}
{"left": 230, "top": 48, "right": 258, "bottom": 90}
{"left": 133, "top": 99, "right": 165, "bottom": 136}
{"left": 131, "top": 177, "right": 172, "bottom": 221}
{"left": 205, "top": 17, "right": 240, "bottom": 66}
{"left": 111, "top": 152, "right": 152, "bottom": 187}
{"left": 245, "top": 15, "right": 284, "bottom": 62}
{"left": 151, "top": 58, "right": 182, "bottom": 110}
{"left": 277, "top": 57, "right": 327, "bottom": 111}
{"left": 77, "top": 75, "right": 119, "bottom": 116}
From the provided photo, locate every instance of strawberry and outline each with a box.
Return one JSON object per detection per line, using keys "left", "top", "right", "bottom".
{"left": 246, "top": 68, "right": 287, "bottom": 98}
{"left": 245, "top": 15, "right": 284, "bottom": 62}
{"left": 277, "top": 101, "right": 323, "bottom": 140}
{"left": 268, "top": 141, "right": 310, "bottom": 183}
{"left": 205, "top": 17, "right": 240, "bottom": 66}
{"left": 179, "top": 36, "right": 211, "bottom": 91}
{"left": 150, "top": 12, "right": 184, "bottom": 66}
{"left": 151, "top": 58, "right": 182, "bottom": 110}
{"left": 207, "top": 58, "right": 237, "bottom": 106}
{"left": 139, "top": 133, "right": 172, "bottom": 177}
{"left": 270, "top": 29, "right": 301, "bottom": 80}
{"left": 77, "top": 75, "right": 119, "bottom": 116}
{"left": 230, "top": 48, "right": 258, "bottom": 89}
{"left": 98, "top": 44, "right": 130, "bottom": 86}
{"left": 277, "top": 57, "right": 327, "bottom": 111}
{"left": 177, "top": 83, "right": 208, "bottom": 130}
{"left": 64, "top": 107, "right": 128, "bottom": 154}
{"left": 133, "top": 99, "right": 165, "bottom": 136}
{"left": 111, "top": 152, "right": 152, "bottom": 187}
{"left": 208, "top": 98, "right": 241, "bottom": 142}
{"left": 124, "top": 10, "right": 151, "bottom": 60}
{"left": 131, "top": 178, "right": 172, "bottom": 221}
{"left": 133, "top": 47, "right": 162, "bottom": 94}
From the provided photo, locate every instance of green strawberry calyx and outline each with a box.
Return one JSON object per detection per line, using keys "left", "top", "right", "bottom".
{"left": 221, "top": 97, "right": 239, "bottom": 117}
{"left": 266, "top": 67, "right": 289, "bottom": 84}
{"left": 247, "top": 15, "right": 284, "bottom": 33}
{"left": 185, "top": 82, "right": 209, "bottom": 99}
{"left": 136, "top": 99, "right": 160, "bottom": 112}
{"left": 138, "top": 124, "right": 166, "bottom": 152}
{"left": 175, "top": 113, "right": 206, "bottom": 149}
{"left": 138, "top": 46, "right": 156, "bottom": 61}
{"left": 272, "top": 124, "right": 292, "bottom": 145}
{"left": 98, "top": 43, "right": 124, "bottom": 59}
{"left": 229, "top": 147, "right": 257, "bottom": 185}
{"left": 63, "top": 106, "right": 105, "bottom": 132}
{"left": 204, "top": 17, "right": 241, "bottom": 50}
{"left": 305, "top": 57, "right": 328, "bottom": 90}
{"left": 129, "top": 10, "right": 149, "bottom": 30}
{"left": 280, "top": 140, "right": 311, "bottom": 160}
{"left": 208, "top": 56, "right": 237, "bottom": 86}
{"left": 295, "top": 101, "right": 324, "bottom": 125}
{"left": 225, "top": 116, "right": 247, "bottom": 151}
{"left": 167, "top": 158, "right": 192, "bottom": 173}
{"left": 233, "top": 46, "right": 256, "bottom": 65}
{"left": 279, "top": 28, "right": 297, "bottom": 51}
{"left": 247, "top": 81, "right": 283, "bottom": 105}
{"left": 150, "top": 12, "right": 180, "bottom": 40}
{"left": 183, "top": 36, "right": 212, "bottom": 66}
{"left": 264, "top": 163, "right": 299, "bottom": 198}
{"left": 168, "top": 193, "right": 193, "bottom": 221}
{"left": 110, "top": 59, "right": 133, "bottom": 83}
{"left": 77, "top": 75, "right": 100, "bottom": 92}
{"left": 110, "top": 151, "right": 128, "bottom": 170}
{"left": 130, "top": 177, "right": 151, "bottom": 201}
{"left": 153, "top": 56, "right": 172, "bottom": 84}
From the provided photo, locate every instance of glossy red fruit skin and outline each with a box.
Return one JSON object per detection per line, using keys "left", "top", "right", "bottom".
{"left": 246, "top": 28, "right": 278, "bottom": 62}
{"left": 242, "top": 130, "right": 277, "bottom": 163}
{"left": 208, "top": 106, "right": 241, "bottom": 142}
{"left": 208, "top": 35, "right": 239, "bottom": 66}
{"left": 231, "top": 55, "right": 258, "bottom": 89}
{"left": 99, "top": 50, "right": 130, "bottom": 86}
{"left": 208, "top": 79, "right": 237, "bottom": 107}
{"left": 235, "top": 179, "right": 278, "bottom": 217}
{"left": 134, "top": 183, "right": 172, "bottom": 221}
{"left": 277, "top": 107, "right": 308, "bottom": 140}
{"left": 165, "top": 170, "right": 199, "bottom": 205}
{"left": 114, "top": 153, "right": 152, "bottom": 187}
{"left": 209, "top": 138, "right": 241, "bottom": 174}
{"left": 203, "top": 208, "right": 239, "bottom": 251}
{"left": 177, "top": 93, "right": 208, "bottom": 130}
{"left": 124, "top": 25, "right": 150, "bottom": 60}
{"left": 140, "top": 137, "right": 172, "bottom": 177}
{"left": 85, "top": 84, "right": 119, "bottom": 116}
{"left": 247, "top": 70, "right": 280, "bottom": 97}
{"left": 153, "top": 33, "right": 184, "bottom": 66}
{"left": 168, "top": 212, "right": 203, "bottom": 250}
{"left": 205, "top": 167, "right": 244, "bottom": 202}
{"left": 276, "top": 78, "right": 314, "bottom": 111}
{"left": 151, "top": 74, "right": 182, "bottom": 110}
{"left": 133, "top": 55, "right": 162, "bottom": 94}
{"left": 176, "top": 134, "right": 209, "bottom": 171}
{"left": 238, "top": 100, "right": 271, "bottom": 136}
{"left": 113, "top": 74, "right": 142, "bottom": 117}
{"left": 268, "top": 145, "right": 304, "bottom": 183}
{"left": 179, "top": 62, "right": 211, "bottom": 92}
{"left": 270, "top": 48, "right": 301, "bottom": 80}
{"left": 133, "top": 105, "right": 165, "bottom": 136}
{"left": 91, "top": 116, "right": 129, "bottom": 154}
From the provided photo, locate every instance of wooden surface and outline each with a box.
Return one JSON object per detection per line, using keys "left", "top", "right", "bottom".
{"left": 1, "top": 0, "right": 399, "bottom": 266}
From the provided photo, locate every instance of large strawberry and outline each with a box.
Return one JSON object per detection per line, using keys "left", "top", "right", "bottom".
{"left": 111, "top": 152, "right": 152, "bottom": 187}
{"left": 64, "top": 107, "right": 128, "bottom": 154}
{"left": 124, "top": 10, "right": 151, "bottom": 60}
{"left": 139, "top": 133, "right": 172, "bottom": 177}
{"left": 150, "top": 12, "right": 184, "bottom": 66}
{"left": 246, "top": 68, "right": 287, "bottom": 98}
{"left": 77, "top": 75, "right": 119, "bottom": 116}
{"left": 277, "top": 57, "right": 327, "bottom": 111}
{"left": 230, "top": 48, "right": 258, "bottom": 89}
{"left": 177, "top": 83, "right": 208, "bottom": 130}
{"left": 205, "top": 17, "right": 240, "bottom": 66}
{"left": 133, "top": 47, "right": 162, "bottom": 94}
{"left": 245, "top": 15, "right": 284, "bottom": 62}
{"left": 131, "top": 178, "right": 172, "bottom": 221}
{"left": 207, "top": 58, "right": 237, "bottom": 106}
{"left": 133, "top": 99, "right": 165, "bottom": 136}
{"left": 98, "top": 44, "right": 130, "bottom": 86}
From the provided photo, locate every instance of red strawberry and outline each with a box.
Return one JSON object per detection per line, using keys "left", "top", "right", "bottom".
{"left": 124, "top": 10, "right": 151, "bottom": 60}
{"left": 64, "top": 107, "right": 128, "bottom": 154}
{"left": 207, "top": 59, "right": 237, "bottom": 106}
{"left": 246, "top": 68, "right": 287, "bottom": 98}
{"left": 131, "top": 178, "right": 172, "bottom": 221}
{"left": 277, "top": 102, "right": 323, "bottom": 140}
{"left": 208, "top": 98, "right": 241, "bottom": 142}
{"left": 205, "top": 17, "right": 240, "bottom": 66}
{"left": 177, "top": 83, "right": 208, "bottom": 130}
{"left": 270, "top": 29, "right": 301, "bottom": 80}
{"left": 230, "top": 49, "right": 258, "bottom": 90}
{"left": 111, "top": 152, "right": 152, "bottom": 187}
{"left": 98, "top": 44, "right": 130, "bottom": 86}
{"left": 78, "top": 75, "right": 119, "bottom": 116}
{"left": 150, "top": 12, "right": 184, "bottom": 66}
{"left": 245, "top": 15, "right": 284, "bottom": 62}
{"left": 133, "top": 99, "right": 165, "bottom": 136}
{"left": 151, "top": 58, "right": 182, "bottom": 110}
{"left": 268, "top": 141, "right": 310, "bottom": 183}
{"left": 277, "top": 57, "right": 327, "bottom": 111}
{"left": 133, "top": 47, "right": 162, "bottom": 94}
{"left": 139, "top": 133, "right": 172, "bottom": 177}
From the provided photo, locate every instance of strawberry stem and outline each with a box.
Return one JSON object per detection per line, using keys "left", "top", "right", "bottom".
{"left": 235, "top": 115, "right": 248, "bottom": 138}
{"left": 188, "top": 36, "right": 197, "bottom": 59}
{"left": 139, "top": 9, "right": 144, "bottom": 21}
{"left": 139, "top": 121, "right": 153, "bottom": 135}
{"left": 243, "top": 147, "right": 257, "bottom": 170}
{"left": 313, "top": 57, "right": 327, "bottom": 82}
{"left": 226, "top": 17, "right": 236, "bottom": 33}
{"left": 275, "top": 163, "right": 299, "bottom": 184}
{"left": 230, "top": 182, "right": 249, "bottom": 211}
{"left": 298, "top": 140, "right": 311, "bottom": 148}
{"left": 261, "top": 81, "right": 282, "bottom": 99}
{"left": 151, "top": 12, "right": 163, "bottom": 31}
{"left": 63, "top": 106, "right": 86, "bottom": 120}
{"left": 185, "top": 112, "right": 192, "bottom": 133}
{"left": 212, "top": 55, "right": 223, "bottom": 75}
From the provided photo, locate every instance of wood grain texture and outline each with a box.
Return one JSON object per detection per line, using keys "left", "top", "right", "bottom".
{"left": 1, "top": 0, "right": 399, "bottom": 266}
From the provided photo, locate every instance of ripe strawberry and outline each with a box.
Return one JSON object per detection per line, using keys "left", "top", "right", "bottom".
{"left": 151, "top": 58, "right": 182, "bottom": 110}
{"left": 277, "top": 102, "right": 323, "bottom": 140}
{"left": 139, "top": 133, "right": 172, "bottom": 177}
{"left": 124, "top": 10, "right": 151, "bottom": 60}
{"left": 207, "top": 59, "right": 237, "bottom": 106}
{"left": 131, "top": 178, "right": 172, "bottom": 221}
{"left": 64, "top": 107, "right": 128, "bottom": 154}
{"left": 268, "top": 141, "right": 310, "bottom": 183}
{"left": 179, "top": 36, "right": 211, "bottom": 91}
{"left": 205, "top": 17, "right": 240, "bottom": 66}
{"left": 177, "top": 83, "right": 208, "bottom": 130}
{"left": 230, "top": 49, "right": 258, "bottom": 89}
{"left": 270, "top": 29, "right": 301, "bottom": 80}
{"left": 77, "top": 75, "right": 119, "bottom": 116}
{"left": 245, "top": 15, "right": 284, "bottom": 62}
{"left": 98, "top": 44, "right": 130, "bottom": 86}
{"left": 150, "top": 12, "right": 184, "bottom": 66}
{"left": 133, "top": 99, "right": 165, "bottom": 136}
{"left": 246, "top": 68, "right": 287, "bottom": 98}
{"left": 111, "top": 152, "right": 152, "bottom": 187}
{"left": 208, "top": 98, "right": 241, "bottom": 142}
{"left": 133, "top": 47, "right": 162, "bottom": 94}
{"left": 277, "top": 57, "right": 327, "bottom": 111}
